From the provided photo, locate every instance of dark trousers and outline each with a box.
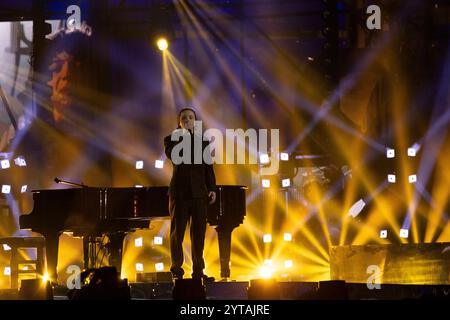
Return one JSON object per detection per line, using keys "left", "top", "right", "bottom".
{"left": 169, "top": 196, "right": 207, "bottom": 278}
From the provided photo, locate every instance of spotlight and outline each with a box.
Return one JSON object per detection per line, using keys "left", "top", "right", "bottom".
{"left": 264, "top": 259, "right": 273, "bottom": 266}
{"left": 400, "top": 229, "right": 409, "bottom": 238}
{"left": 155, "top": 160, "right": 164, "bottom": 169}
{"left": 408, "top": 144, "right": 420, "bottom": 157}
{"left": 408, "top": 174, "right": 417, "bottom": 184}
{"left": 261, "top": 179, "right": 270, "bottom": 189}
{"left": 3, "top": 244, "right": 11, "bottom": 251}
{"left": 155, "top": 263, "right": 164, "bottom": 271}
{"left": 135, "top": 263, "right": 144, "bottom": 272}
{"left": 156, "top": 37, "right": 168, "bottom": 51}
{"left": 259, "top": 153, "right": 270, "bottom": 164}
{"left": 280, "top": 153, "right": 289, "bottom": 161}
{"left": 263, "top": 234, "right": 272, "bottom": 243}
{"left": 135, "top": 237, "right": 143, "bottom": 247}
{"left": 0, "top": 160, "right": 10, "bottom": 169}
{"left": 379, "top": 230, "right": 388, "bottom": 239}
{"left": 1, "top": 185, "right": 11, "bottom": 194}
{"left": 135, "top": 160, "right": 144, "bottom": 170}
{"left": 387, "top": 174, "right": 396, "bottom": 183}
{"left": 4, "top": 267, "right": 10, "bottom": 276}
{"left": 21, "top": 185, "right": 27, "bottom": 193}
{"left": 14, "top": 157, "right": 26, "bottom": 167}
{"left": 281, "top": 179, "right": 291, "bottom": 188}
{"left": 348, "top": 199, "right": 366, "bottom": 218}
{"left": 135, "top": 185, "right": 143, "bottom": 188}
{"left": 153, "top": 236, "right": 163, "bottom": 245}
{"left": 259, "top": 266, "right": 273, "bottom": 279}
{"left": 283, "top": 233, "right": 292, "bottom": 242}
{"left": 284, "top": 260, "right": 293, "bottom": 268}
{"left": 386, "top": 148, "right": 395, "bottom": 158}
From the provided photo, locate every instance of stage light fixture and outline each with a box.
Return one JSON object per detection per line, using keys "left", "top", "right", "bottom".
{"left": 4, "top": 267, "right": 10, "bottom": 276}
{"left": 155, "top": 263, "right": 164, "bottom": 271}
{"left": 264, "top": 259, "right": 273, "bottom": 266}
{"left": 380, "top": 230, "right": 388, "bottom": 238}
{"left": 1, "top": 185, "right": 11, "bottom": 194}
{"left": 261, "top": 179, "right": 270, "bottom": 188}
{"left": 3, "top": 244, "right": 11, "bottom": 251}
{"left": 135, "top": 263, "right": 144, "bottom": 272}
{"left": 284, "top": 260, "right": 293, "bottom": 268}
{"left": 156, "top": 37, "right": 169, "bottom": 51}
{"left": 259, "top": 267, "right": 274, "bottom": 279}
{"left": 135, "top": 237, "right": 143, "bottom": 247}
{"left": 0, "top": 159, "right": 10, "bottom": 169}
{"left": 263, "top": 234, "right": 272, "bottom": 243}
{"left": 400, "top": 229, "right": 409, "bottom": 238}
{"left": 408, "top": 175, "right": 417, "bottom": 184}
{"left": 153, "top": 236, "right": 163, "bottom": 245}
{"left": 155, "top": 160, "right": 164, "bottom": 169}
{"left": 281, "top": 179, "right": 291, "bottom": 188}
{"left": 408, "top": 144, "right": 420, "bottom": 157}
{"left": 386, "top": 148, "right": 395, "bottom": 158}
{"left": 348, "top": 199, "right": 366, "bottom": 218}
{"left": 14, "top": 157, "right": 26, "bottom": 167}
{"left": 21, "top": 185, "right": 27, "bottom": 193}
{"left": 259, "top": 153, "right": 270, "bottom": 164}
{"left": 388, "top": 174, "right": 396, "bottom": 183}
{"left": 283, "top": 233, "right": 292, "bottom": 241}
{"left": 135, "top": 160, "right": 144, "bottom": 169}
{"left": 280, "top": 153, "right": 289, "bottom": 161}
{"left": 135, "top": 185, "right": 143, "bottom": 188}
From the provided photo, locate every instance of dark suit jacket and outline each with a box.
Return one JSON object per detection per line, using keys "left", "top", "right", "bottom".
{"left": 164, "top": 131, "right": 216, "bottom": 199}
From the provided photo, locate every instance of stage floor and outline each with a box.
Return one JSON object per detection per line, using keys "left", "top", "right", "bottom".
{"left": 1, "top": 280, "right": 449, "bottom": 300}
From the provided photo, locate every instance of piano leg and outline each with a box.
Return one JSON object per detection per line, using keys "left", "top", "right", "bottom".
{"left": 82, "top": 236, "right": 101, "bottom": 270}
{"left": 107, "top": 232, "right": 126, "bottom": 276}
{"left": 44, "top": 231, "right": 60, "bottom": 284}
{"left": 83, "top": 237, "right": 89, "bottom": 270}
{"left": 216, "top": 226, "right": 234, "bottom": 279}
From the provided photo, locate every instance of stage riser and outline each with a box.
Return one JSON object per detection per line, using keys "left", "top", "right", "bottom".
{"left": 330, "top": 243, "right": 450, "bottom": 285}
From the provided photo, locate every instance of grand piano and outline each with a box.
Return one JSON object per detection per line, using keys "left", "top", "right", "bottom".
{"left": 20, "top": 184, "right": 246, "bottom": 283}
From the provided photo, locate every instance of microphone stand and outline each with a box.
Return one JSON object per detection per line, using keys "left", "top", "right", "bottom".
{"left": 54, "top": 177, "right": 87, "bottom": 188}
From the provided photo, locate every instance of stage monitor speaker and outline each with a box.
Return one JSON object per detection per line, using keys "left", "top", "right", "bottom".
{"left": 317, "top": 280, "right": 348, "bottom": 300}
{"left": 68, "top": 267, "right": 131, "bottom": 300}
{"left": 136, "top": 272, "right": 173, "bottom": 283}
{"left": 19, "top": 279, "right": 53, "bottom": 300}
{"left": 172, "top": 279, "right": 206, "bottom": 300}
{"left": 248, "top": 279, "right": 280, "bottom": 300}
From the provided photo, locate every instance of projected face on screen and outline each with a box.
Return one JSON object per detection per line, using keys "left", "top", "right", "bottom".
{"left": 45, "top": 28, "right": 92, "bottom": 125}
{"left": 47, "top": 50, "right": 75, "bottom": 123}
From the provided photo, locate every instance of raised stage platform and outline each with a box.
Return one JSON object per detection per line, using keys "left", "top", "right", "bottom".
{"left": 330, "top": 242, "right": 450, "bottom": 285}
{"left": 0, "top": 242, "right": 448, "bottom": 300}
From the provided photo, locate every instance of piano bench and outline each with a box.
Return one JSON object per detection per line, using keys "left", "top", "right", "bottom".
{"left": 0, "top": 237, "right": 46, "bottom": 290}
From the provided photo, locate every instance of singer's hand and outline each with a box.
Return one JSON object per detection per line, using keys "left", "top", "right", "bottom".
{"left": 208, "top": 191, "right": 216, "bottom": 204}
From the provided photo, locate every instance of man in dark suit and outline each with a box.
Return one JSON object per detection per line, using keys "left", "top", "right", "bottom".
{"left": 164, "top": 107, "right": 216, "bottom": 282}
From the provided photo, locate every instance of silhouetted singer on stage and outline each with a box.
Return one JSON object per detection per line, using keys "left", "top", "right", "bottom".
{"left": 164, "top": 107, "right": 216, "bottom": 282}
